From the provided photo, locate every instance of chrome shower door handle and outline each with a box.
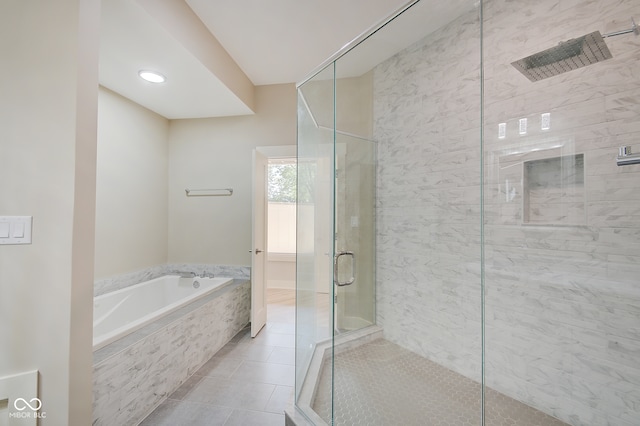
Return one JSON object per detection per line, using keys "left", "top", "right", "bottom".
{"left": 334, "top": 251, "right": 356, "bottom": 286}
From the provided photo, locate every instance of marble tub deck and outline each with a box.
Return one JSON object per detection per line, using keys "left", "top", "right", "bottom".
{"left": 93, "top": 278, "right": 249, "bottom": 365}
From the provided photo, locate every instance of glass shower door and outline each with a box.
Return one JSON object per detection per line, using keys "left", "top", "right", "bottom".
{"left": 333, "top": 132, "right": 376, "bottom": 334}
{"left": 295, "top": 55, "right": 378, "bottom": 425}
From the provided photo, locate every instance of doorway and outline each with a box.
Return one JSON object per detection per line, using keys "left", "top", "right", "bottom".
{"left": 252, "top": 146, "right": 297, "bottom": 336}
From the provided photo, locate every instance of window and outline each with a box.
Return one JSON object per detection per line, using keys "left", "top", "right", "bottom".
{"left": 267, "top": 159, "right": 297, "bottom": 255}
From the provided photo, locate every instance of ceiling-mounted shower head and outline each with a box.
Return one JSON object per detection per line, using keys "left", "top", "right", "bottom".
{"left": 511, "top": 31, "right": 612, "bottom": 82}
{"left": 511, "top": 17, "right": 638, "bottom": 82}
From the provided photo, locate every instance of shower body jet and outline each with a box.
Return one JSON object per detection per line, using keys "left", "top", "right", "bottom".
{"left": 511, "top": 18, "right": 638, "bottom": 82}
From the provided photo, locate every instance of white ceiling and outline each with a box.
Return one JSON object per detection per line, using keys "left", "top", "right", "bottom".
{"left": 99, "top": 0, "right": 476, "bottom": 119}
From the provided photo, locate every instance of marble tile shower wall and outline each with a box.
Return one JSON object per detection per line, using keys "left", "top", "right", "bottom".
{"left": 374, "top": 7, "right": 484, "bottom": 382}
{"left": 483, "top": 0, "right": 640, "bottom": 424}
{"left": 375, "top": 0, "right": 639, "bottom": 425}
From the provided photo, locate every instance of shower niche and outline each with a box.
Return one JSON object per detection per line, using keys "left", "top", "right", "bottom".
{"left": 523, "top": 153, "right": 585, "bottom": 226}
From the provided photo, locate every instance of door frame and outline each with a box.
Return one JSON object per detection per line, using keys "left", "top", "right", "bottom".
{"left": 251, "top": 145, "right": 297, "bottom": 337}
{"left": 251, "top": 149, "right": 268, "bottom": 337}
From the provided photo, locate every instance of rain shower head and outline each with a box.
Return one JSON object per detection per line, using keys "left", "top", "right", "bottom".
{"left": 511, "top": 31, "right": 612, "bottom": 82}
{"left": 511, "top": 18, "right": 638, "bottom": 82}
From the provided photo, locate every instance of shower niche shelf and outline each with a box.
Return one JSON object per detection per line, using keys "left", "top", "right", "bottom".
{"left": 523, "top": 153, "right": 585, "bottom": 226}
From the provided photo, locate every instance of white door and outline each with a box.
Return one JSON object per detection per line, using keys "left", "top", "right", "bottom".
{"left": 251, "top": 149, "right": 268, "bottom": 337}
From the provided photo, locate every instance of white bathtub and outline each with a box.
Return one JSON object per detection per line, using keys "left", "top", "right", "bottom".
{"left": 93, "top": 275, "right": 233, "bottom": 350}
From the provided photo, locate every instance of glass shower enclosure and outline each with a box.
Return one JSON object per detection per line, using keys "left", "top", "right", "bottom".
{"left": 294, "top": 0, "right": 640, "bottom": 425}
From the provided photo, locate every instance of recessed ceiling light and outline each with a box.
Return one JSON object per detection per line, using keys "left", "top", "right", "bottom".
{"left": 138, "top": 70, "right": 166, "bottom": 83}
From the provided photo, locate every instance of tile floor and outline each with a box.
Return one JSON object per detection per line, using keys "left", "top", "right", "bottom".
{"left": 139, "top": 289, "right": 568, "bottom": 426}
{"left": 140, "top": 289, "right": 296, "bottom": 426}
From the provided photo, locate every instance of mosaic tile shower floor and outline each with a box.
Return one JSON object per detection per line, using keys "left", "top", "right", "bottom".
{"left": 312, "top": 338, "right": 568, "bottom": 426}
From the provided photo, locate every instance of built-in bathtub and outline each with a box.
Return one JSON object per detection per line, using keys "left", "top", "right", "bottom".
{"left": 93, "top": 275, "right": 233, "bottom": 350}
{"left": 92, "top": 274, "right": 250, "bottom": 426}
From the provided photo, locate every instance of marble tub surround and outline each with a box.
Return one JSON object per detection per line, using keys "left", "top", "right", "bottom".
{"left": 374, "top": 0, "right": 639, "bottom": 425}
{"left": 94, "top": 264, "right": 168, "bottom": 297}
{"left": 140, "top": 288, "right": 296, "bottom": 426}
{"left": 92, "top": 279, "right": 250, "bottom": 426}
{"left": 166, "top": 264, "right": 250, "bottom": 281}
{"left": 94, "top": 263, "right": 250, "bottom": 296}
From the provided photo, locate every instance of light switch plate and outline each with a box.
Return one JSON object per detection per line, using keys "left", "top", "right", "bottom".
{"left": 0, "top": 222, "right": 9, "bottom": 238}
{"left": 0, "top": 216, "right": 32, "bottom": 245}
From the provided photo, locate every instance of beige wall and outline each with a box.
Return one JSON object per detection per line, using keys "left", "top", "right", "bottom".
{"left": 168, "top": 84, "right": 297, "bottom": 265}
{"left": 0, "top": 1, "right": 99, "bottom": 424}
{"left": 95, "top": 87, "right": 169, "bottom": 280}
{"left": 95, "top": 84, "right": 296, "bottom": 279}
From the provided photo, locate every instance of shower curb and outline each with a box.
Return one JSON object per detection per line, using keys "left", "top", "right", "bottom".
{"left": 288, "top": 325, "right": 384, "bottom": 425}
